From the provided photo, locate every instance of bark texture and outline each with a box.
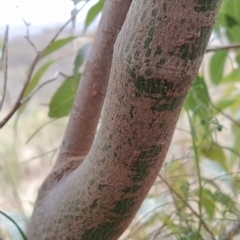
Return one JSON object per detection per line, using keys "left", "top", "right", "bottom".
{"left": 54, "top": 0, "right": 133, "bottom": 169}
{"left": 28, "top": 0, "right": 221, "bottom": 239}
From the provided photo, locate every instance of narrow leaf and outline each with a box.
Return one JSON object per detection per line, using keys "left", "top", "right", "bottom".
{"left": 84, "top": 0, "right": 105, "bottom": 30}
{"left": 210, "top": 51, "right": 227, "bottom": 85}
{"left": 185, "top": 75, "right": 211, "bottom": 121}
{"left": 73, "top": 43, "right": 91, "bottom": 76}
{"left": 222, "top": 69, "right": 240, "bottom": 83}
{"left": 214, "top": 190, "right": 236, "bottom": 212}
{"left": 225, "top": 14, "right": 239, "bottom": 28}
{"left": 201, "top": 144, "right": 228, "bottom": 172}
{"left": 41, "top": 37, "right": 76, "bottom": 58}
{"left": 200, "top": 189, "right": 216, "bottom": 218}
{"left": 18, "top": 61, "right": 54, "bottom": 116}
{"left": 48, "top": 74, "right": 81, "bottom": 118}
{"left": 24, "top": 61, "right": 54, "bottom": 98}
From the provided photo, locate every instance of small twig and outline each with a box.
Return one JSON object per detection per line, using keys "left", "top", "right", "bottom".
{"left": 206, "top": 43, "right": 240, "bottom": 53}
{"left": 15, "top": 4, "right": 38, "bottom": 53}
{"left": 0, "top": 1, "right": 89, "bottom": 129}
{"left": 219, "top": 220, "right": 240, "bottom": 240}
{"left": 21, "top": 146, "right": 60, "bottom": 164}
{"left": 212, "top": 104, "right": 240, "bottom": 129}
{"left": 0, "top": 210, "right": 28, "bottom": 240}
{"left": 21, "top": 72, "right": 60, "bottom": 105}
{"left": 24, "top": 34, "right": 38, "bottom": 53}
{"left": 48, "top": 0, "right": 90, "bottom": 46}
{"left": 0, "top": 25, "right": 9, "bottom": 112}
{"left": 159, "top": 174, "right": 216, "bottom": 240}
{"left": 0, "top": 54, "right": 41, "bottom": 128}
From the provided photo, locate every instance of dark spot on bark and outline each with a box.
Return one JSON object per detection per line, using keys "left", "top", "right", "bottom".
{"left": 144, "top": 36, "right": 153, "bottom": 48}
{"left": 163, "top": 3, "right": 167, "bottom": 13}
{"left": 102, "top": 144, "right": 111, "bottom": 151}
{"left": 194, "top": 0, "right": 220, "bottom": 12}
{"left": 134, "top": 50, "right": 140, "bottom": 60}
{"left": 148, "top": 28, "right": 154, "bottom": 37}
{"left": 146, "top": 48, "right": 152, "bottom": 57}
{"left": 131, "top": 146, "right": 161, "bottom": 182}
{"left": 152, "top": 8, "right": 158, "bottom": 17}
{"left": 123, "top": 185, "right": 141, "bottom": 193}
{"left": 89, "top": 198, "right": 99, "bottom": 209}
{"left": 156, "top": 58, "right": 166, "bottom": 68}
{"left": 82, "top": 221, "right": 119, "bottom": 240}
{"left": 141, "top": 11, "right": 147, "bottom": 22}
{"left": 145, "top": 68, "right": 153, "bottom": 76}
{"left": 180, "top": 19, "right": 186, "bottom": 24}
{"left": 98, "top": 184, "right": 108, "bottom": 190}
{"left": 129, "top": 106, "right": 135, "bottom": 118}
{"left": 179, "top": 43, "right": 190, "bottom": 59}
{"left": 154, "top": 46, "right": 162, "bottom": 56}
{"left": 151, "top": 95, "right": 185, "bottom": 112}
{"left": 112, "top": 198, "right": 134, "bottom": 215}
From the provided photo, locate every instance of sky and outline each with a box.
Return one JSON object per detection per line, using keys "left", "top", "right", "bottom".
{"left": 0, "top": 0, "right": 98, "bottom": 36}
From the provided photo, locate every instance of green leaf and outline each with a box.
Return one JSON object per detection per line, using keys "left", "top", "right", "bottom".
{"left": 200, "top": 189, "right": 216, "bottom": 218}
{"left": 225, "top": 15, "right": 239, "bottom": 28}
{"left": 213, "top": 190, "right": 236, "bottom": 212}
{"left": 73, "top": 43, "right": 91, "bottom": 76}
{"left": 18, "top": 61, "right": 54, "bottom": 116}
{"left": 181, "top": 181, "right": 190, "bottom": 199}
{"left": 236, "top": 54, "right": 240, "bottom": 66}
{"left": 226, "top": 26, "right": 240, "bottom": 43}
{"left": 201, "top": 144, "right": 228, "bottom": 172}
{"left": 221, "top": 0, "right": 240, "bottom": 41}
{"left": 210, "top": 52, "right": 228, "bottom": 85}
{"left": 48, "top": 74, "right": 81, "bottom": 118}
{"left": 216, "top": 13, "right": 239, "bottom": 28}
{"left": 185, "top": 75, "right": 211, "bottom": 120}
{"left": 41, "top": 37, "right": 76, "bottom": 58}
{"left": 24, "top": 61, "right": 54, "bottom": 98}
{"left": 232, "top": 176, "right": 240, "bottom": 190}
{"left": 222, "top": 69, "right": 240, "bottom": 83}
{"left": 84, "top": 0, "right": 105, "bottom": 30}
{"left": 215, "top": 99, "right": 235, "bottom": 111}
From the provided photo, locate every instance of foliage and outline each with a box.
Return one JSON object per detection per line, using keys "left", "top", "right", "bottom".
{"left": 1, "top": 0, "right": 240, "bottom": 239}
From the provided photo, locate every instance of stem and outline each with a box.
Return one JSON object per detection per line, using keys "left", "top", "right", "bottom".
{"left": 159, "top": 175, "right": 216, "bottom": 240}
{"left": 206, "top": 43, "right": 240, "bottom": 52}
{"left": 186, "top": 109, "right": 203, "bottom": 238}
{"left": 0, "top": 210, "right": 28, "bottom": 240}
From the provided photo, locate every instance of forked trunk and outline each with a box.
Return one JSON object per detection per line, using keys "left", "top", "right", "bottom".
{"left": 28, "top": 0, "right": 221, "bottom": 239}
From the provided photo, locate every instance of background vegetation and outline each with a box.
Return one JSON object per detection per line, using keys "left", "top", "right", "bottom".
{"left": 1, "top": 0, "right": 240, "bottom": 239}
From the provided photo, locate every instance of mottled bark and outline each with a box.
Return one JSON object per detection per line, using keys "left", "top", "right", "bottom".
{"left": 28, "top": 0, "right": 221, "bottom": 239}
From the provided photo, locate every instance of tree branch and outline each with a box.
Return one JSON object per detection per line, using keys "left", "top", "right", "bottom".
{"left": 53, "top": 0, "right": 134, "bottom": 167}
{"left": 219, "top": 220, "right": 240, "bottom": 240}
{"left": 212, "top": 104, "right": 240, "bottom": 129}
{"left": 206, "top": 43, "right": 240, "bottom": 52}
{"left": 15, "top": 4, "right": 38, "bottom": 53}
{"left": 21, "top": 72, "right": 61, "bottom": 105}
{"left": 0, "top": 25, "right": 9, "bottom": 112}
{"left": 0, "top": 1, "right": 89, "bottom": 129}
{"left": 27, "top": 1, "right": 222, "bottom": 239}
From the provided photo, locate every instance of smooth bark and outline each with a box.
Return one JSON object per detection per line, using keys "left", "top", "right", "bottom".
{"left": 28, "top": 0, "right": 221, "bottom": 239}
{"left": 54, "top": 0, "right": 133, "bottom": 169}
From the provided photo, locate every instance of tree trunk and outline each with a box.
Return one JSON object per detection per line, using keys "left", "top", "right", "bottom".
{"left": 27, "top": 0, "right": 221, "bottom": 239}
